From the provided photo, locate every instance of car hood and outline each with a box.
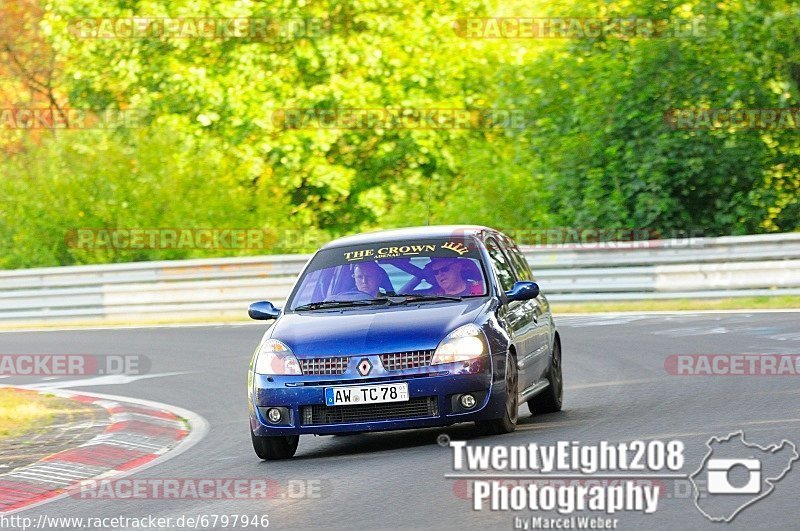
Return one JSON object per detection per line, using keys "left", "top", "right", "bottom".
{"left": 269, "top": 299, "right": 491, "bottom": 356}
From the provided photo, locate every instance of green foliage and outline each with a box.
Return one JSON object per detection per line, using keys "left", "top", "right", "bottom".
{"left": 0, "top": 128, "right": 296, "bottom": 268}
{"left": 498, "top": 0, "right": 800, "bottom": 234}
{"left": 1, "top": 0, "right": 798, "bottom": 269}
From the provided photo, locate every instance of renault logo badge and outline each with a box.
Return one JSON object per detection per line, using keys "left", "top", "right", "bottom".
{"left": 357, "top": 358, "right": 372, "bottom": 376}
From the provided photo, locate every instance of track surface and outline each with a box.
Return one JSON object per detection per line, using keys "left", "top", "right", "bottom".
{"left": 1, "top": 312, "right": 798, "bottom": 530}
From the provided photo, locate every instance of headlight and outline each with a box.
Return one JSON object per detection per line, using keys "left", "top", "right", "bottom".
{"left": 254, "top": 339, "right": 302, "bottom": 375}
{"left": 431, "top": 324, "right": 487, "bottom": 365}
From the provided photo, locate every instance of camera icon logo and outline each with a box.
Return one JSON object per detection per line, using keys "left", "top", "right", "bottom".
{"left": 706, "top": 458, "right": 761, "bottom": 494}
{"left": 690, "top": 431, "right": 798, "bottom": 522}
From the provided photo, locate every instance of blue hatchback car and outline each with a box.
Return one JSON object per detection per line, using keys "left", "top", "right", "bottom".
{"left": 247, "top": 225, "right": 562, "bottom": 459}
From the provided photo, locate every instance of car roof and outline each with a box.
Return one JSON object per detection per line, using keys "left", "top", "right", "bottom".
{"left": 320, "top": 225, "right": 497, "bottom": 250}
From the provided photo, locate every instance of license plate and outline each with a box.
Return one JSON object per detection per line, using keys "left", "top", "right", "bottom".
{"left": 325, "top": 383, "right": 409, "bottom": 406}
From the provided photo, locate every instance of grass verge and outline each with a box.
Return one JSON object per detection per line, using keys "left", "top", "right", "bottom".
{"left": 0, "top": 389, "right": 72, "bottom": 439}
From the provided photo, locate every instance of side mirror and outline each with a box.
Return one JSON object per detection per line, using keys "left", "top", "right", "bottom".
{"left": 505, "top": 281, "right": 540, "bottom": 302}
{"left": 248, "top": 301, "right": 281, "bottom": 320}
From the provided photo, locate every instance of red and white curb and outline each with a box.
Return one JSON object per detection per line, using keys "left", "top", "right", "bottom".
{"left": 0, "top": 388, "right": 208, "bottom": 514}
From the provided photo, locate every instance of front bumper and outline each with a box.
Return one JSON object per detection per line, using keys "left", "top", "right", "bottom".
{"left": 249, "top": 356, "right": 507, "bottom": 436}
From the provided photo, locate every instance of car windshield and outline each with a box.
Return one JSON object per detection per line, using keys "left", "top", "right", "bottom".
{"left": 287, "top": 238, "right": 488, "bottom": 311}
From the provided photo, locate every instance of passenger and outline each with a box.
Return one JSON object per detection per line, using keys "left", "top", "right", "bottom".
{"left": 429, "top": 258, "right": 474, "bottom": 296}
{"left": 353, "top": 262, "right": 384, "bottom": 298}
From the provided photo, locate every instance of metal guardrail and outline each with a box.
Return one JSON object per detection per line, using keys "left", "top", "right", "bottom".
{"left": 0, "top": 233, "right": 798, "bottom": 322}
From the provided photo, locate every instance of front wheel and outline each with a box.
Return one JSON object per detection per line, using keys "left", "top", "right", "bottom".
{"left": 476, "top": 350, "right": 518, "bottom": 435}
{"left": 528, "top": 338, "right": 563, "bottom": 415}
{"left": 251, "top": 430, "right": 299, "bottom": 460}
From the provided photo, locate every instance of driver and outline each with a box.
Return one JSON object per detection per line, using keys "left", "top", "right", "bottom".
{"left": 429, "top": 258, "right": 473, "bottom": 296}
{"left": 353, "top": 262, "right": 384, "bottom": 298}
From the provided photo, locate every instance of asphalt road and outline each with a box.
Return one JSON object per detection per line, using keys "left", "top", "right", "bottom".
{"left": 1, "top": 312, "right": 798, "bottom": 530}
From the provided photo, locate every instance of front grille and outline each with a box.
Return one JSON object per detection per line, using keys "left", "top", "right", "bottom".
{"left": 301, "top": 397, "right": 438, "bottom": 425}
{"left": 380, "top": 350, "right": 434, "bottom": 371}
{"left": 299, "top": 357, "right": 349, "bottom": 375}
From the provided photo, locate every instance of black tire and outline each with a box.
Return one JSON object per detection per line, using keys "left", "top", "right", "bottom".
{"left": 528, "top": 337, "right": 563, "bottom": 415}
{"left": 476, "top": 350, "right": 518, "bottom": 435}
{"left": 251, "top": 430, "right": 299, "bottom": 460}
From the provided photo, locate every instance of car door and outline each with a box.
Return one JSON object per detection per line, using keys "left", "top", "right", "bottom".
{"left": 483, "top": 236, "right": 536, "bottom": 390}
{"left": 499, "top": 235, "right": 552, "bottom": 388}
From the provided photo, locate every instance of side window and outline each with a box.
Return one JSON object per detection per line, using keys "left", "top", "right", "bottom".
{"left": 484, "top": 237, "right": 517, "bottom": 292}
{"left": 502, "top": 237, "right": 534, "bottom": 281}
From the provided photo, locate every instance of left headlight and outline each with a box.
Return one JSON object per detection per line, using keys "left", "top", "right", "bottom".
{"left": 431, "top": 324, "right": 487, "bottom": 365}
{"left": 254, "top": 339, "right": 302, "bottom": 375}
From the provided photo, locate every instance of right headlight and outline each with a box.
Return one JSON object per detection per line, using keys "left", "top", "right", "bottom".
{"left": 253, "top": 339, "right": 302, "bottom": 375}
{"left": 430, "top": 324, "right": 487, "bottom": 365}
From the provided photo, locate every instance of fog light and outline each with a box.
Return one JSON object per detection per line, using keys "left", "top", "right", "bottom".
{"left": 460, "top": 394, "right": 476, "bottom": 409}
{"left": 267, "top": 408, "right": 282, "bottom": 423}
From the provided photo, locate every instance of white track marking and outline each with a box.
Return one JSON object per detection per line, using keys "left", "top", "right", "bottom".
{"left": 20, "top": 372, "right": 188, "bottom": 389}
{"left": 611, "top": 419, "right": 800, "bottom": 443}
{"left": 566, "top": 377, "right": 668, "bottom": 390}
{"left": 653, "top": 326, "right": 732, "bottom": 337}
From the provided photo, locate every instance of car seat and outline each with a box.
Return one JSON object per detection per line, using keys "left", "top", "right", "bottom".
{"left": 460, "top": 260, "right": 485, "bottom": 294}
{"left": 376, "top": 266, "right": 394, "bottom": 294}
